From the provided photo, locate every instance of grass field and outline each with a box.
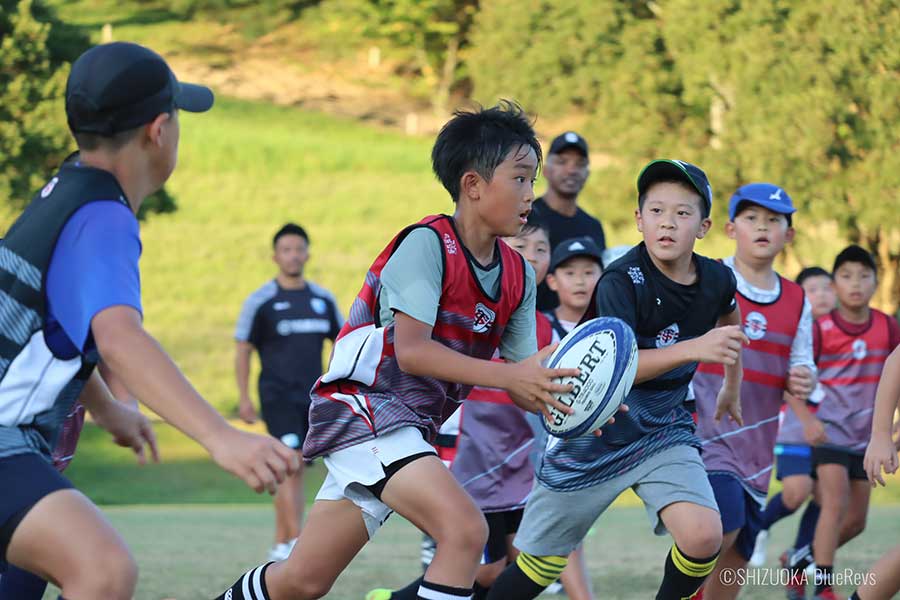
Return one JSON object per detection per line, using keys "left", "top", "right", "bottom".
{"left": 48, "top": 423, "right": 900, "bottom": 598}
{"left": 38, "top": 502, "right": 900, "bottom": 600}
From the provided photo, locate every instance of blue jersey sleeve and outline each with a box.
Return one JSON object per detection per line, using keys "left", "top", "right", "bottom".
{"left": 45, "top": 201, "right": 142, "bottom": 351}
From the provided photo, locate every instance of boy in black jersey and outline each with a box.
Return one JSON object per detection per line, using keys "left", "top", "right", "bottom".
{"left": 488, "top": 160, "right": 748, "bottom": 600}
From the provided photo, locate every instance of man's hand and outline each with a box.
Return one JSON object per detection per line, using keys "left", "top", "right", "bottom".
{"left": 238, "top": 396, "right": 257, "bottom": 424}
{"left": 208, "top": 428, "right": 300, "bottom": 494}
{"left": 802, "top": 416, "right": 827, "bottom": 446}
{"left": 691, "top": 326, "right": 749, "bottom": 365}
{"left": 864, "top": 432, "right": 899, "bottom": 487}
{"left": 787, "top": 366, "right": 815, "bottom": 402}
{"left": 714, "top": 385, "right": 743, "bottom": 426}
{"left": 91, "top": 401, "right": 160, "bottom": 465}
{"left": 506, "top": 344, "right": 579, "bottom": 421}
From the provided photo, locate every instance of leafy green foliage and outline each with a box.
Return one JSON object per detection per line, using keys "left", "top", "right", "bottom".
{"left": 0, "top": 0, "right": 81, "bottom": 207}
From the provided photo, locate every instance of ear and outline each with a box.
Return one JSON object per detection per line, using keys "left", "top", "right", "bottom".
{"left": 724, "top": 220, "right": 737, "bottom": 240}
{"left": 634, "top": 208, "right": 643, "bottom": 233}
{"left": 459, "top": 170, "right": 483, "bottom": 202}
{"left": 546, "top": 272, "right": 559, "bottom": 292}
{"left": 785, "top": 226, "right": 796, "bottom": 244}
{"left": 696, "top": 217, "right": 712, "bottom": 240}
{"left": 145, "top": 113, "right": 171, "bottom": 148}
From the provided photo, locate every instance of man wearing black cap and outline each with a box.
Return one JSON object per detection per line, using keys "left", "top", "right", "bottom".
{"left": 0, "top": 42, "right": 298, "bottom": 599}
{"left": 533, "top": 132, "right": 606, "bottom": 311}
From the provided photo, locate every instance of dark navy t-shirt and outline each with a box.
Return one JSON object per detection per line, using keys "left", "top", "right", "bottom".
{"left": 537, "top": 243, "right": 737, "bottom": 490}
{"left": 235, "top": 281, "right": 343, "bottom": 392}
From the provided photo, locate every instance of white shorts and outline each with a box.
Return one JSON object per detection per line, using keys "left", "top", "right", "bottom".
{"left": 315, "top": 426, "right": 436, "bottom": 538}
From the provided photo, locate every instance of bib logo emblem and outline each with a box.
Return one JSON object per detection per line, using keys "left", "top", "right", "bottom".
{"left": 310, "top": 297, "right": 327, "bottom": 314}
{"left": 473, "top": 303, "right": 496, "bottom": 334}
{"left": 656, "top": 323, "right": 679, "bottom": 348}
{"left": 744, "top": 311, "right": 767, "bottom": 341}
{"left": 40, "top": 177, "right": 59, "bottom": 198}
{"left": 852, "top": 339, "right": 867, "bottom": 360}
{"left": 443, "top": 233, "right": 457, "bottom": 255}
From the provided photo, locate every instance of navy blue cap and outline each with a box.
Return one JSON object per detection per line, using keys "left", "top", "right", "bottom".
{"left": 833, "top": 245, "right": 876, "bottom": 274}
{"left": 728, "top": 182, "right": 796, "bottom": 221}
{"left": 637, "top": 159, "right": 713, "bottom": 214}
{"left": 550, "top": 237, "right": 604, "bottom": 272}
{"left": 548, "top": 131, "right": 589, "bottom": 157}
{"left": 66, "top": 42, "right": 214, "bottom": 136}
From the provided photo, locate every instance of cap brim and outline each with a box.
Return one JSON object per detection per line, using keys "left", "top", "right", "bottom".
{"left": 637, "top": 159, "right": 708, "bottom": 207}
{"left": 739, "top": 197, "right": 796, "bottom": 216}
{"left": 550, "top": 142, "right": 588, "bottom": 156}
{"left": 175, "top": 82, "right": 214, "bottom": 113}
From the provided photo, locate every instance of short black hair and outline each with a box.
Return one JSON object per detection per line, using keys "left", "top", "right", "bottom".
{"left": 731, "top": 200, "right": 792, "bottom": 227}
{"left": 273, "top": 223, "right": 309, "bottom": 247}
{"left": 518, "top": 210, "right": 550, "bottom": 240}
{"left": 796, "top": 266, "right": 831, "bottom": 286}
{"left": 833, "top": 244, "right": 877, "bottom": 275}
{"left": 431, "top": 100, "right": 542, "bottom": 202}
{"left": 73, "top": 126, "right": 142, "bottom": 151}
{"left": 638, "top": 179, "right": 710, "bottom": 219}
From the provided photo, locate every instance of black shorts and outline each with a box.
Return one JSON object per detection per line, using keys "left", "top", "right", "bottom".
{"left": 483, "top": 509, "right": 524, "bottom": 564}
{"left": 811, "top": 446, "right": 867, "bottom": 481}
{"left": 0, "top": 453, "right": 73, "bottom": 560}
{"left": 258, "top": 381, "right": 311, "bottom": 450}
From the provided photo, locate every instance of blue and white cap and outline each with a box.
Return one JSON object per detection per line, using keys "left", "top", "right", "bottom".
{"left": 728, "top": 182, "right": 796, "bottom": 221}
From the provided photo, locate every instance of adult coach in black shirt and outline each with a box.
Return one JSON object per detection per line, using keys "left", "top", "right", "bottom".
{"left": 534, "top": 131, "right": 606, "bottom": 311}
{"left": 234, "top": 223, "right": 343, "bottom": 561}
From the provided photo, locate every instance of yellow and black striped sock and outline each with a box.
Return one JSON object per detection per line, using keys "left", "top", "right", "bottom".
{"left": 485, "top": 553, "right": 568, "bottom": 600}
{"left": 656, "top": 545, "right": 718, "bottom": 600}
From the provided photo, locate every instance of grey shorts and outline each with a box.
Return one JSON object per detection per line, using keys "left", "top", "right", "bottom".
{"left": 514, "top": 444, "right": 718, "bottom": 556}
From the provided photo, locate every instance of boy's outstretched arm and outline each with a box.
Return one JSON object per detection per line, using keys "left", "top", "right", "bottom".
{"left": 864, "top": 346, "right": 900, "bottom": 486}
{"left": 92, "top": 305, "right": 299, "bottom": 494}
{"left": 393, "top": 311, "right": 578, "bottom": 420}
{"left": 80, "top": 369, "right": 160, "bottom": 464}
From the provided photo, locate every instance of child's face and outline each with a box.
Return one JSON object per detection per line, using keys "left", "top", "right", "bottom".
{"left": 726, "top": 204, "right": 793, "bottom": 263}
{"left": 273, "top": 234, "right": 309, "bottom": 277}
{"left": 475, "top": 146, "right": 538, "bottom": 237}
{"left": 504, "top": 228, "right": 551, "bottom": 282}
{"left": 547, "top": 256, "right": 602, "bottom": 314}
{"left": 801, "top": 275, "right": 836, "bottom": 318}
{"left": 636, "top": 182, "right": 710, "bottom": 263}
{"left": 833, "top": 262, "right": 877, "bottom": 311}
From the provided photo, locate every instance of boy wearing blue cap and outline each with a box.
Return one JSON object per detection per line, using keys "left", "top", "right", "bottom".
{"left": 488, "top": 159, "right": 749, "bottom": 600}
{"left": 691, "top": 183, "right": 818, "bottom": 599}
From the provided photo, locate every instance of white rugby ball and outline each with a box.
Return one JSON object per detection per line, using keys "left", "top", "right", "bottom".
{"left": 542, "top": 317, "right": 638, "bottom": 439}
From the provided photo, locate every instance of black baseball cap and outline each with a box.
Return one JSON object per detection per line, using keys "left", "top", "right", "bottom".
{"left": 832, "top": 245, "right": 877, "bottom": 275}
{"left": 66, "top": 42, "right": 214, "bottom": 136}
{"left": 637, "top": 159, "right": 713, "bottom": 214}
{"left": 550, "top": 237, "right": 604, "bottom": 272}
{"left": 548, "top": 131, "right": 589, "bottom": 157}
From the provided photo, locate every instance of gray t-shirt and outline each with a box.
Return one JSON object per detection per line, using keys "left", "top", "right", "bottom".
{"left": 379, "top": 228, "right": 537, "bottom": 362}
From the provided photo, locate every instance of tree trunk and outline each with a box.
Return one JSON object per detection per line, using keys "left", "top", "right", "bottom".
{"left": 432, "top": 32, "right": 460, "bottom": 115}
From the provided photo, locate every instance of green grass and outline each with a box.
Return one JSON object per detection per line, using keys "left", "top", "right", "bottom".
{"left": 38, "top": 503, "right": 900, "bottom": 600}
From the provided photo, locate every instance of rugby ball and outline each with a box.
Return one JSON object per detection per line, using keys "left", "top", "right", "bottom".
{"left": 542, "top": 317, "right": 638, "bottom": 439}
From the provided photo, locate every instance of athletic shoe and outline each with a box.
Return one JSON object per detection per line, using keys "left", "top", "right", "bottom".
{"left": 749, "top": 530, "right": 769, "bottom": 567}
{"left": 784, "top": 578, "right": 806, "bottom": 600}
{"left": 812, "top": 587, "right": 844, "bottom": 600}
{"left": 543, "top": 581, "right": 565, "bottom": 595}
{"left": 268, "top": 541, "right": 292, "bottom": 561}
{"left": 366, "top": 590, "right": 393, "bottom": 600}
{"left": 690, "top": 587, "right": 704, "bottom": 599}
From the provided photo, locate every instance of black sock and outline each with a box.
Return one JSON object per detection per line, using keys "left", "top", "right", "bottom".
{"left": 850, "top": 593, "right": 861, "bottom": 600}
{"left": 814, "top": 565, "right": 834, "bottom": 594}
{"left": 486, "top": 561, "right": 546, "bottom": 600}
{"left": 656, "top": 545, "right": 719, "bottom": 600}
{"left": 214, "top": 562, "right": 273, "bottom": 600}
{"left": 416, "top": 580, "right": 472, "bottom": 600}
{"left": 391, "top": 576, "right": 425, "bottom": 600}
{"left": 472, "top": 582, "right": 490, "bottom": 600}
